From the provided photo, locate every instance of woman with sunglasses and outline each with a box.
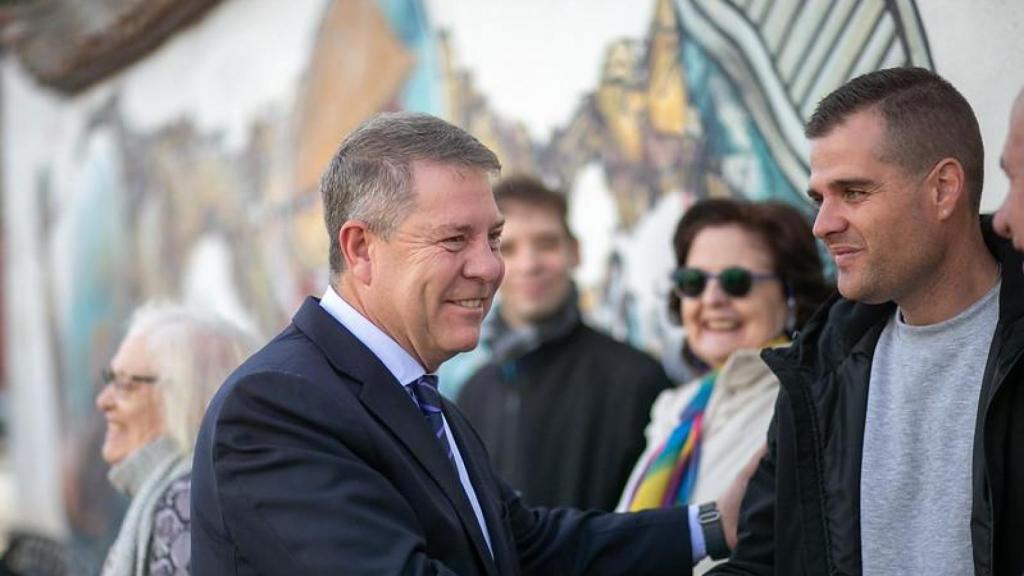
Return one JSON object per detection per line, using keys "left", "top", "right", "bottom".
{"left": 617, "top": 198, "right": 831, "bottom": 568}
{"left": 96, "top": 303, "right": 255, "bottom": 576}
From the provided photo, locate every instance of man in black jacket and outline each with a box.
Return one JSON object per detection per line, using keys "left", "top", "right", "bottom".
{"left": 712, "top": 68, "right": 1024, "bottom": 575}
{"left": 457, "top": 176, "right": 673, "bottom": 512}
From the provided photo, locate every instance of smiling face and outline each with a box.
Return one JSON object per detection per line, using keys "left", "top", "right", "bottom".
{"left": 497, "top": 202, "right": 579, "bottom": 328}
{"left": 95, "top": 334, "right": 166, "bottom": 466}
{"left": 681, "top": 224, "right": 787, "bottom": 368}
{"left": 808, "top": 109, "right": 939, "bottom": 304}
{"left": 362, "top": 161, "right": 505, "bottom": 372}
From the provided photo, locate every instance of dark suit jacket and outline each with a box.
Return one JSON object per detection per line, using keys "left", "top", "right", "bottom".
{"left": 191, "top": 297, "right": 692, "bottom": 575}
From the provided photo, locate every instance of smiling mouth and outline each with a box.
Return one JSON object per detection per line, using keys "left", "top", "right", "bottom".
{"left": 828, "top": 245, "right": 860, "bottom": 257}
{"left": 703, "top": 319, "right": 741, "bottom": 331}
{"left": 451, "top": 299, "right": 485, "bottom": 309}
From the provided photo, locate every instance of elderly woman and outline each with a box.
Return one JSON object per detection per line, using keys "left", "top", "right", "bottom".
{"left": 96, "top": 303, "right": 255, "bottom": 576}
{"left": 618, "top": 199, "right": 830, "bottom": 522}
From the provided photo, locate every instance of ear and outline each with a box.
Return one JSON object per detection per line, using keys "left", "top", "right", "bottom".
{"left": 930, "top": 158, "right": 966, "bottom": 221}
{"left": 339, "top": 220, "right": 374, "bottom": 285}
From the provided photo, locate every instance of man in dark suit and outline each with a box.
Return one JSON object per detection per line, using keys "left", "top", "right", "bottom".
{"left": 191, "top": 113, "right": 731, "bottom": 575}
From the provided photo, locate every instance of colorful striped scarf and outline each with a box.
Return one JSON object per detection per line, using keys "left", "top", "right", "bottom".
{"left": 626, "top": 336, "right": 789, "bottom": 511}
{"left": 626, "top": 370, "right": 717, "bottom": 511}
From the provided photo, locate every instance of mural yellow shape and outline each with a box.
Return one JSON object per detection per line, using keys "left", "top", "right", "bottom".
{"left": 647, "top": 0, "right": 690, "bottom": 136}
{"left": 290, "top": 0, "right": 415, "bottom": 269}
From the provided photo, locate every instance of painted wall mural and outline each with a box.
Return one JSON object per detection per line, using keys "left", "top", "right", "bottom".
{"left": 434, "top": 0, "right": 934, "bottom": 385}
{"left": 3, "top": 0, "right": 941, "bottom": 567}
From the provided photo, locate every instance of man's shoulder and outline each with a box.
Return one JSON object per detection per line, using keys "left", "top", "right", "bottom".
{"left": 539, "top": 324, "right": 671, "bottom": 395}
{"left": 758, "top": 294, "right": 893, "bottom": 409}
{"left": 568, "top": 323, "right": 662, "bottom": 368}
{"left": 456, "top": 360, "right": 504, "bottom": 409}
{"left": 222, "top": 324, "right": 322, "bottom": 386}
{"left": 785, "top": 295, "right": 891, "bottom": 359}
{"left": 460, "top": 323, "right": 666, "bottom": 394}
{"left": 207, "top": 321, "right": 361, "bottom": 422}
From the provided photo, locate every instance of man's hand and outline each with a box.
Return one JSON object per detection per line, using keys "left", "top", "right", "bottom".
{"left": 718, "top": 444, "right": 767, "bottom": 550}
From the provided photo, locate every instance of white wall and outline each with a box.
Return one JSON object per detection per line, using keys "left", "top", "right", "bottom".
{"left": 917, "top": 0, "right": 1024, "bottom": 212}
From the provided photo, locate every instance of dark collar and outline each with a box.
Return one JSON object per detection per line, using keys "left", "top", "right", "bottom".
{"left": 768, "top": 216, "right": 1024, "bottom": 377}
{"left": 483, "top": 287, "right": 582, "bottom": 364}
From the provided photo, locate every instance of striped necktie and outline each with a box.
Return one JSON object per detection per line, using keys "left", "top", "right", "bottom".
{"left": 409, "top": 375, "right": 455, "bottom": 465}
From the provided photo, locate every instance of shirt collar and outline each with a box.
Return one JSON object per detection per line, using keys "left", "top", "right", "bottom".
{"left": 320, "top": 285, "right": 426, "bottom": 386}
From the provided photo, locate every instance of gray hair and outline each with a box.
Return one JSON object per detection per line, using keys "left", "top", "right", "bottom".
{"left": 125, "top": 302, "right": 259, "bottom": 455}
{"left": 320, "top": 112, "right": 502, "bottom": 274}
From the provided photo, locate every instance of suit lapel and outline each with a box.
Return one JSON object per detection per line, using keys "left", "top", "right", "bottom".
{"left": 292, "top": 298, "right": 498, "bottom": 574}
{"left": 445, "top": 405, "right": 518, "bottom": 576}
{"left": 359, "top": 379, "right": 499, "bottom": 575}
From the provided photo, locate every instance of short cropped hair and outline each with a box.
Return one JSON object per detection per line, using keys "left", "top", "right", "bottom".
{"left": 806, "top": 67, "right": 984, "bottom": 211}
{"left": 669, "top": 198, "right": 832, "bottom": 333}
{"left": 493, "top": 175, "right": 575, "bottom": 241}
{"left": 125, "top": 302, "right": 258, "bottom": 455}
{"left": 320, "top": 112, "right": 502, "bottom": 274}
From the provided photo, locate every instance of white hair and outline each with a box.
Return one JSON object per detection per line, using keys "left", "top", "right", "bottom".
{"left": 125, "top": 301, "right": 259, "bottom": 455}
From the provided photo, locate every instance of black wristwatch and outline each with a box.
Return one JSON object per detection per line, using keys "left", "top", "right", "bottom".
{"left": 698, "top": 502, "right": 730, "bottom": 560}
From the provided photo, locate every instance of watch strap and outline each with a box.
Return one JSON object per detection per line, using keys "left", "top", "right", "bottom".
{"left": 698, "top": 502, "right": 730, "bottom": 560}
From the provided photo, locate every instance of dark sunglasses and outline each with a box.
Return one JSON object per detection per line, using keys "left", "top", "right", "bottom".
{"left": 671, "top": 266, "right": 778, "bottom": 298}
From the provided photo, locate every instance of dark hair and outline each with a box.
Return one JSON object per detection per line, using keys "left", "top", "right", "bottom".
{"left": 493, "top": 175, "right": 575, "bottom": 241}
{"left": 806, "top": 67, "right": 984, "bottom": 211}
{"left": 321, "top": 112, "right": 501, "bottom": 275}
{"left": 668, "top": 198, "right": 832, "bottom": 333}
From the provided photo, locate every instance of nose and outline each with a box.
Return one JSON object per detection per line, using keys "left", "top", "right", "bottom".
{"left": 465, "top": 237, "right": 505, "bottom": 285}
{"left": 96, "top": 383, "right": 115, "bottom": 412}
{"left": 995, "top": 201, "right": 1024, "bottom": 250}
{"left": 812, "top": 197, "right": 847, "bottom": 240}
{"left": 701, "top": 276, "right": 730, "bottom": 306}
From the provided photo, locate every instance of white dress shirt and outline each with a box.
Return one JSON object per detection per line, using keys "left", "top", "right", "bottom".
{"left": 319, "top": 286, "right": 494, "bottom": 556}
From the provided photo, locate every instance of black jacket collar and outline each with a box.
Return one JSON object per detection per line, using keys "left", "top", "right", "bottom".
{"left": 766, "top": 217, "right": 1024, "bottom": 378}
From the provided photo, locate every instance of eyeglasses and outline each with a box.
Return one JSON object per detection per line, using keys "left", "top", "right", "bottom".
{"left": 98, "top": 368, "right": 158, "bottom": 395}
{"left": 671, "top": 266, "right": 778, "bottom": 298}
